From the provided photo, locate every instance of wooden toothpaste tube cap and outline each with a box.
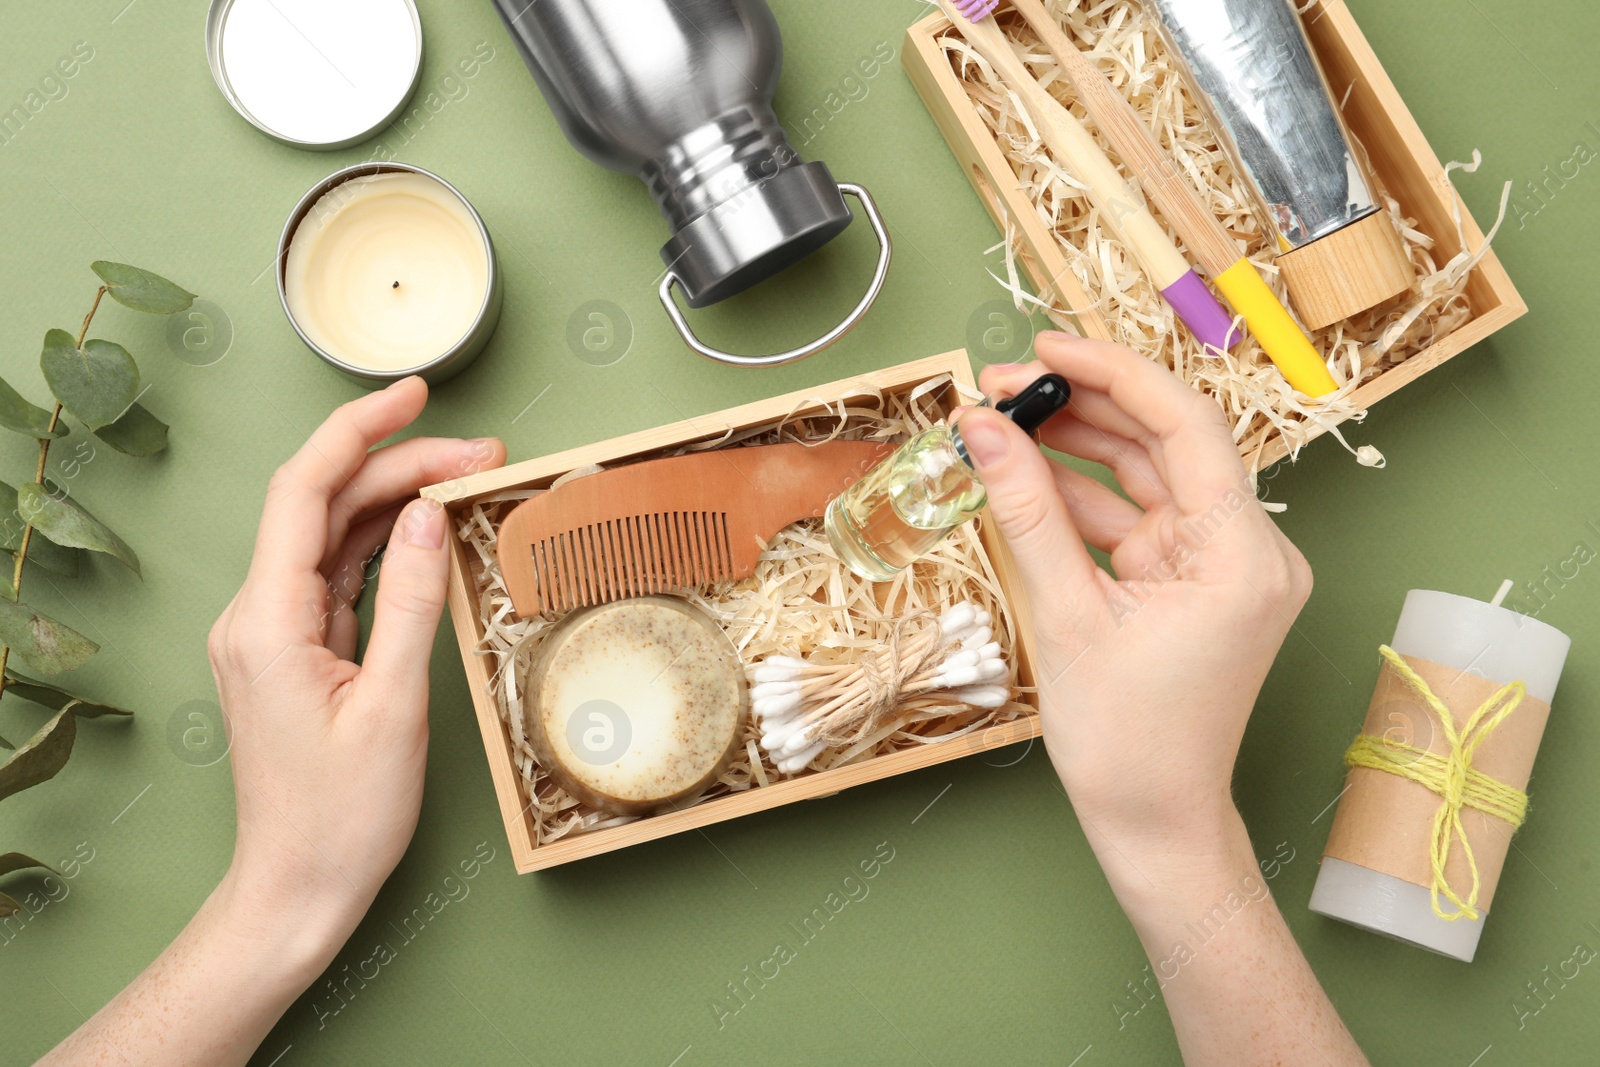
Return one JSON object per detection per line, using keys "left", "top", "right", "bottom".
{"left": 1276, "top": 210, "right": 1416, "bottom": 330}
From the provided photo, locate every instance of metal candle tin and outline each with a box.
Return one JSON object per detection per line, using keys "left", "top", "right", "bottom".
{"left": 276, "top": 162, "right": 503, "bottom": 386}
{"left": 205, "top": 0, "right": 423, "bottom": 150}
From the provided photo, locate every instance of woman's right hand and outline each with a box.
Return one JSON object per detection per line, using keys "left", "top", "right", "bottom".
{"left": 955, "top": 333, "right": 1312, "bottom": 875}
{"left": 958, "top": 335, "right": 1368, "bottom": 1067}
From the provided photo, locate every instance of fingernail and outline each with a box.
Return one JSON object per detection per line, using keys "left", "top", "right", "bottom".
{"left": 1039, "top": 330, "right": 1074, "bottom": 343}
{"left": 402, "top": 498, "right": 446, "bottom": 549}
{"left": 959, "top": 414, "right": 1010, "bottom": 468}
{"left": 987, "top": 362, "right": 1021, "bottom": 372}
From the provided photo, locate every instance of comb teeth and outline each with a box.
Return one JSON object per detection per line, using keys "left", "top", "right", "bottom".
{"left": 528, "top": 511, "right": 735, "bottom": 614}
{"left": 950, "top": 0, "right": 1002, "bottom": 20}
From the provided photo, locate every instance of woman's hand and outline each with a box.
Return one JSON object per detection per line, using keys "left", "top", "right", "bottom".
{"left": 958, "top": 333, "right": 1310, "bottom": 863}
{"left": 41, "top": 376, "right": 506, "bottom": 1066}
{"left": 958, "top": 334, "right": 1366, "bottom": 1067}
{"left": 208, "top": 376, "right": 505, "bottom": 943}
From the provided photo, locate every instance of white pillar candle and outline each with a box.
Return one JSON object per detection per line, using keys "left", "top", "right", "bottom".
{"left": 282, "top": 168, "right": 496, "bottom": 379}
{"left": 1309, "top": 587, "right": 1571, "bottom": 961}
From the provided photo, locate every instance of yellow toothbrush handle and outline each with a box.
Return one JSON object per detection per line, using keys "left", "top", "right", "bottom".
{"left": 1215, "top": 259, "right": 1338, "bottom": 397}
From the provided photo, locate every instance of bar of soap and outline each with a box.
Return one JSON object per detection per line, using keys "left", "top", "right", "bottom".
{"left": 526, "top": 596, "right": 747, "bottom": 816}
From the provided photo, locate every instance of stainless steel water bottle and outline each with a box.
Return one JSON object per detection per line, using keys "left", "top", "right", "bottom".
{"left": 491, "top": 0, "right": 891, "bottom": 366}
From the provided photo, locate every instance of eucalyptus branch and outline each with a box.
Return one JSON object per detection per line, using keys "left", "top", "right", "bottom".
{"left": 0, "top": 287, "right": 105, "bottom": 701}
{"left": 0, "top": 263, "right": 190, "bottom": 888}
{"left": 75, "top": 286, "right": 108, "bottom": 349}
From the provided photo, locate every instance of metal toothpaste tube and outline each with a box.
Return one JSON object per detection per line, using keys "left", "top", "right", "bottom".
{"left": 1147, "top": 0, "right": 1414, "bottom": 329}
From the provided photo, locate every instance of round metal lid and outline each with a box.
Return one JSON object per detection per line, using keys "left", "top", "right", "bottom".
{"left": 205, "top": 0, "right": 423, "bottom": 150}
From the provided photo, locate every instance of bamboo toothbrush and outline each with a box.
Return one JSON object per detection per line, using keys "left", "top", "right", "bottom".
{"left": 934, "top": 0, "right": 1237, "bottom": 354}
{"left": 995, "top": 0, "right": 1339, "bottom": 398}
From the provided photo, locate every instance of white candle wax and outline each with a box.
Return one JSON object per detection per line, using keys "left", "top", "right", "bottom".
{"left": 1389, "top": 589, "right": 1568, "bottom": 704}
{"left": 1309, "top": 589, "right": 1571, "bottom": 961}
{"left": 284, "top": 171, "right": 490, "bottom": 373}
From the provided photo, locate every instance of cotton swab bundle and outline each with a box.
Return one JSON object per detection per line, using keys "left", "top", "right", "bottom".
{"left": 750, "top": 602, "right": 1009, "bottom": 774}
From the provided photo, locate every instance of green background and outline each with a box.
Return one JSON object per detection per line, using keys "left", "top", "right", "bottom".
{"left": 1, "top": 0, "right": 1595, "bottom": 1063}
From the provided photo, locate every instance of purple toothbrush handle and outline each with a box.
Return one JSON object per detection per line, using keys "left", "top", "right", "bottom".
{"left": 1160, "top": 269, "right": 1239, "bottom": 351}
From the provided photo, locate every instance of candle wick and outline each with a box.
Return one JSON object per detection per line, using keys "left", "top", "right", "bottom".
{"left": 392, "top": 281, "right": 400, "bottom": 289}
{"left": 1489, "top": 578, "right": 1514, "bottom": 608}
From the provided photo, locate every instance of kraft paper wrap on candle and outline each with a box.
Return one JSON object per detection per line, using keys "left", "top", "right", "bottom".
{"left": 1322, "top": 653, "right": 1551, "bottom": 916}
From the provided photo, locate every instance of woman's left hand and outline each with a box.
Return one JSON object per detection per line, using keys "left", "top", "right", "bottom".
{"left": 40, "top": 376, "right": 506, "bottom": 1067}
{"left": 208, "top": 377, "right": 505, "bottom": 942}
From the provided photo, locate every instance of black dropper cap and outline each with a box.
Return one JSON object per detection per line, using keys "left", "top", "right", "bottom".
{"left": 953, "top": 374, "right": 1072, "bottom": 465}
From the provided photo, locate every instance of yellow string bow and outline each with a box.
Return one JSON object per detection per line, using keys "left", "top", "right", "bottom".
{"left": 1342, "top": 645, "right": 1530, "bottom": 922}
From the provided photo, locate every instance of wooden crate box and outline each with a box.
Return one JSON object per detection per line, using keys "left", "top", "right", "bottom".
{"left": 901, "top": 0, "right": 1525, "bottom": 466}
{"left": 425, "top": 352, "right": 1043, "bottom": 873}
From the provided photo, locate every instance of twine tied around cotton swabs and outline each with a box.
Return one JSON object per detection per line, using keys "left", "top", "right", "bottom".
{"left": 751, "top": 603, "right": 1010, "bottom": 774}
{"left": 1342, "top": 644, "right": 1531, "bottom": 922}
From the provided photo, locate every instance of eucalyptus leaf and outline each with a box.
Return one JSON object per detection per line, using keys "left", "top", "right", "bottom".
{"left": 0, "top": 375, "right": 66, "bottom": 439}
{"left": 91, "top": 261, "right": 195, "bottom": 315}
{"left": 4, "top": 670, "right": 132, "bottom": 717}
{"left": 40, "top": 330, "right": 139, "bottom": 430}
{"left": 0, "top": 890, "right": 19, "bottom": 916}
{"left": 0, "top": 543, "right": 82, "bottom": 582}
{"left": 0, "top": 851, "right": 59, "bottom": 878}
{"left": 0, "top": 481, "right": 18, "bottom": 553}
{"left": 93, "top": 402, "right": 168, "bottom": 456}
{"left": 0, "top": 708, "right": 76, "bottom": 802}
{"left": 16, "top": 483, "right": 139, "bottom": 575}
{"left": 0, "top": 600, "right": 97, "bottom": 675}
{"left": 0, "top": 481, "right": 82, "bottom": 578}
{"left": 28, "top": 537, "right": 81, "bottom": 578}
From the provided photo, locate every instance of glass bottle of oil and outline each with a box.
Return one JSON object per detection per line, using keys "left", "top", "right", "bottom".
{"left": 826, "top": 374, "right": 1070, "bottom": 582}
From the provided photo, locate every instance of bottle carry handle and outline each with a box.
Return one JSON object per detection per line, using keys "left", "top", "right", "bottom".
{"left": 655, "top": 182, "right": 892, "bottom": 368}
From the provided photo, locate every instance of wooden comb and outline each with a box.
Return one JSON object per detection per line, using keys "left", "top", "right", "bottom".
{"left": 496, "top": 440, "right": 892, "bottom": 617}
